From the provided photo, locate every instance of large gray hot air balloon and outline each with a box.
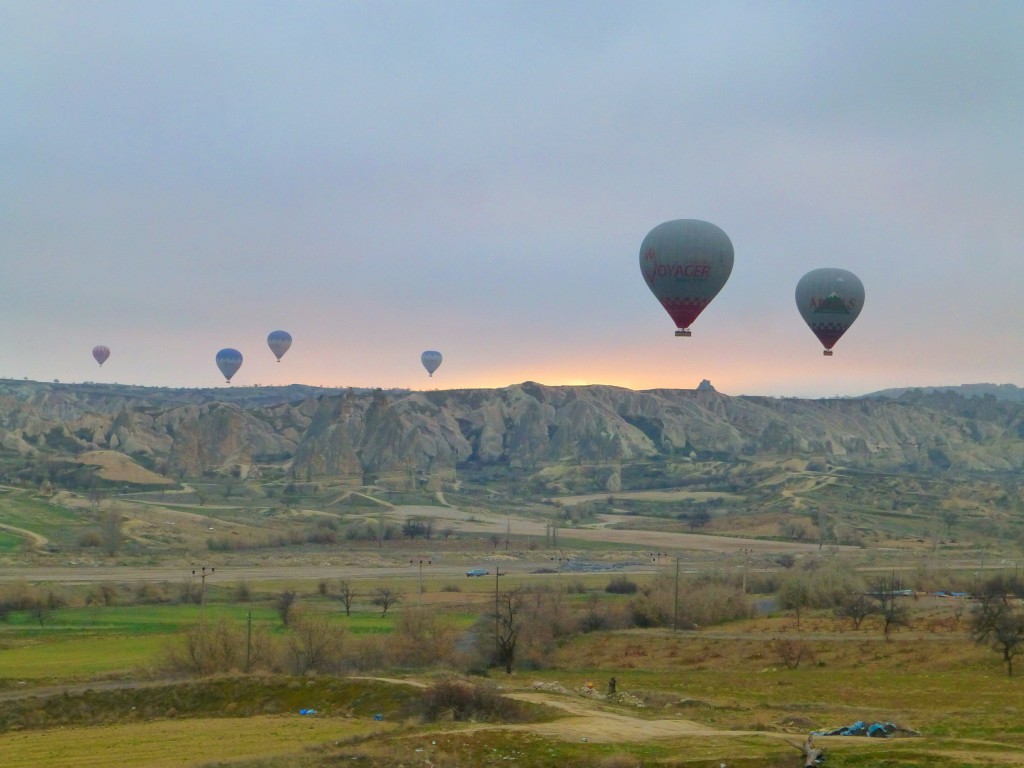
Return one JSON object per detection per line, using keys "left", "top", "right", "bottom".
{"left": 421, "top": 350, "right": 442, "bottom": 377}
{"left": 267, "top": 330, "right": 292, "bottom": 362}
{"left": 215, "top": 348, "right": 243, "bottom": 382}
{"left": 639, "top": 219, "right": 734, "bottom": 336}
{"left": 92, "top": 345, "right": 110, "bottom": 366}
{"left": 795, "top": 268, "right": 865, "bottom": 355}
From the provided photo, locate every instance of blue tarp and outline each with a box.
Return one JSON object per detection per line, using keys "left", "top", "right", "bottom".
{"left": 814, "top": 721, "right": 901, "bottom": 738}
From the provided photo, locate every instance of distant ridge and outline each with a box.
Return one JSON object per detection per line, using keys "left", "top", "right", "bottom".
{"left": 4, "top": 377, "right": 1024, "bottom": 484}
{"left": 866, "top": 383, "right": 1024, "bottom": 402}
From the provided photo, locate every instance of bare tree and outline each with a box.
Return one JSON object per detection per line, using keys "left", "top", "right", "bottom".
{"left": 835, "top": 593, "right": 874, "bottom": 630}
{"left": 337, "top": 580, "right": 356, "bottom": 616}
{"left": 277, "top": 590, "right": 298, "bottom": 627}
{"left": 101, "top": 509, "right": 124, "bottom": 557}
{"left": 372, "top": 586, "right": 401, "bottom": 616}
{"left": 391, "top": 607, "right": 457, "bottom": 667}
{"left": 770, "top": 638, "right": 814, "bottom": 669}
{"left": 173, "top": 618, "right": 269, "bottom": 676}
{"left": 495, "top": 587, "right": 525, "bottom": 674}
{"left": 778, "top": 576, "right": 810, "bottom": 627}
{"left": 971, "top": 577, "right": 1024, "bottom": 676}
{"left": 871, "top": 573, "right": 911, "bottom": 639}
{"left": 940, "top": 509, "right": 959, "bottom": 536}
{"left": 286, "top": 609, "right": 344, "bottom": 675}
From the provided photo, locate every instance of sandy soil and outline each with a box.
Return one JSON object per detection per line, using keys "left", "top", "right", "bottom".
{"left": 75, "top": 451, "right": 174, "bottom": 486}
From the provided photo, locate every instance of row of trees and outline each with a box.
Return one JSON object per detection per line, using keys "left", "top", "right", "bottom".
{"left": 10, "top": 560, "right": 1024, "bottom": 677}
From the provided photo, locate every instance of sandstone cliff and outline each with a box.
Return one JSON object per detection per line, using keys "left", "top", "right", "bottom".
{"left": 1, "top": 379, "right": 1022, "bottom": 484}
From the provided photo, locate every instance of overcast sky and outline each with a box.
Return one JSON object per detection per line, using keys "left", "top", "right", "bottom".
{"left": 3, "top": 1, "right": 1022, "bottom": 397}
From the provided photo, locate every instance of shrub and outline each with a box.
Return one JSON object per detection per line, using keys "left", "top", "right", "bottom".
{"left": 413, "top": 679, "right": 530, "bottom": 723}
{"left": 135, "top": 582, "right": 171, "bottom": 605}
{"left": 282, "top": 608, "right": 346, "bottom": 675}
{"left": 605, "top": 575, "right": 638, "bottom": 594}
{"left": 164, "top": 618, "right": 272, "bottom": 676}
{"left": 599, "top": 755, "right": 641, "bottom": 768}
{"left": 389, "top": 607, "right": 457, "bottom": 668}
{"left": 78, "top": 531, "right": 103, "bottom": 548}
{"left": 770, "top": 638, "right": 815, "bottom": 669}
{"left": 566, "top": 580, "right": 588, "bottom": 595}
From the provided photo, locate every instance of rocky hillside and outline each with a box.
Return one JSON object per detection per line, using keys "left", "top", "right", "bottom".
{"left": 1, "top": 378, "right": 1023, "bottom": 488}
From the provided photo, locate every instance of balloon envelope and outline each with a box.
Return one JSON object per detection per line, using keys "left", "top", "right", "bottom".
{"left": 92, "top": 345, "right": 110, "bottom": 366}
{"left": 421, "top": 350, "right": 442, "bottom": 376}
{"left": 267, "top": 330, "right": 292, "bottom": 362}
{"left": 215, "top": 348, "right": 243, "bottom": 382}
{"left": 639, "top": 219, "right": 734, "bottom": 336}
{"left": 795, "top": 268, "right": 865, "bottom": 354}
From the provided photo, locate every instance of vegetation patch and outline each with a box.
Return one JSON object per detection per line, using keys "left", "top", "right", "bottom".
{"left": 0, "top": 676, "right": 418, "bottom": 733}
{"left": 412, "top": 678, "right": 534, "bottom": 723}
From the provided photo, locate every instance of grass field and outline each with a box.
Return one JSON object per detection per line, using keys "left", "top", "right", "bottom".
{"left": 0, "top": 598, "right": 483, "bottom": 681}
{"left": 3, "top": 584, "right": 1024, "bottom": 766}
{"left": 3, "top": 470, "right": 1024, "bottom": 766}
{"left": 0, "top": 715, "right": 384, "bottom": 768}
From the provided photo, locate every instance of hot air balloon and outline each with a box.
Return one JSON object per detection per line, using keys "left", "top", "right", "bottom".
{"left": 421, "top": 350, "right": 442, "bottom": 377}
{"left": 92, "top": 345, "right": 110, "bottom": 366}
{"left": 639, "top": 219, "right": 734, "bottom": 336}
{"left": 267, "top": 330, "right": 292, "bottom": 362}
{"left": 795, "top": 268, "right": 865, "bottom": 356}
{"left": 215, "top": 348, "right": 243, "bottom": 383}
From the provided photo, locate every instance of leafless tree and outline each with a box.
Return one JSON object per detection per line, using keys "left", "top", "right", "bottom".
{"left": 835, "top": 593, "right": 874, "bottom": 630}
{"left": 770, "top": 638, "right": 814, "bottom": 669}
{"left": 286, "top": 609, "right": 344, "bottom": 675}
{"left": 372, "top": 586, "right": 401, "bottom": 616}
{"left": 871, "top": 573, "right": 911, "bottom": 639}
{"left": 971, "top": 577, "right": 1024, "bottom": 676}
{"left": 337, "top": 580, "right": 356, "bottom": 616}
{"left": 495, "top": 587, "right": 525, "bottom": 674}
{"left": 778, "top": 576, "right": 810, "bottom": 627}
{"left": 101, "top": 509, "right": 124, "bottom": 557}
{"left": 277, "top": 590, "right": 298, "bottom": 627}
{"left": 940, "top": 509, "right": 959, "bottom": 536}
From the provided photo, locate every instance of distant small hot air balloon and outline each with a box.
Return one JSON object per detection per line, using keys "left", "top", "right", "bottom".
{"left": 267, "top": 330, "right": 292, "bottom": 362}
{"left": 92, "top": 345, "right": 110, "bottom": 366}
{"left": 215, "top": 348, "right": 243, "bottom": 383}
{"left": 795, "top": 268, "right": 865, "bottom": 356}
{"left": 639, "top": 219, "right": 734, "bottom": 336}
{"left": 421, "top": 350, "right": 442, "bottom": 377}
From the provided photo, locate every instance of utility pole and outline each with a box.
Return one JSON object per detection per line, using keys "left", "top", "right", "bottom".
{"left": 410, "top": 559, "right": 431, "bottom": 606}
{"left": 494, "top": 567, "right": 501, "bottom": 663}
{"left": 245, "top": 610, "right": 252, "bottom": 673}
{"left": 673, "top": 557, "right": 680, "bottom": 632}
{"left": 550, "top": 553, "right": 568, "bottom": 586}
{"left": 191, "top": 565, "right": 215, "bottom": 672}
{"left": 741, "top": 548, "right": 752, "bottom": 595}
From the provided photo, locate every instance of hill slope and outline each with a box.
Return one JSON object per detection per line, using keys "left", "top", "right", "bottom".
{"left": 2, "top": 378, "right": 1024, "bottom": 491}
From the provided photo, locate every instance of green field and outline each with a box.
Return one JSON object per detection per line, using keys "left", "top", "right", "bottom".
{"left": 2, "top": 459, "right": 1024, "bottom": 766}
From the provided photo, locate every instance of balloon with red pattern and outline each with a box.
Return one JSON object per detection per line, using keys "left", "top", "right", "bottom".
{"left": 795, "top": 268, "right": 865, "bottom": 356}
{"left": 639, "top": 219, "right": 734, "bottom": 337}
